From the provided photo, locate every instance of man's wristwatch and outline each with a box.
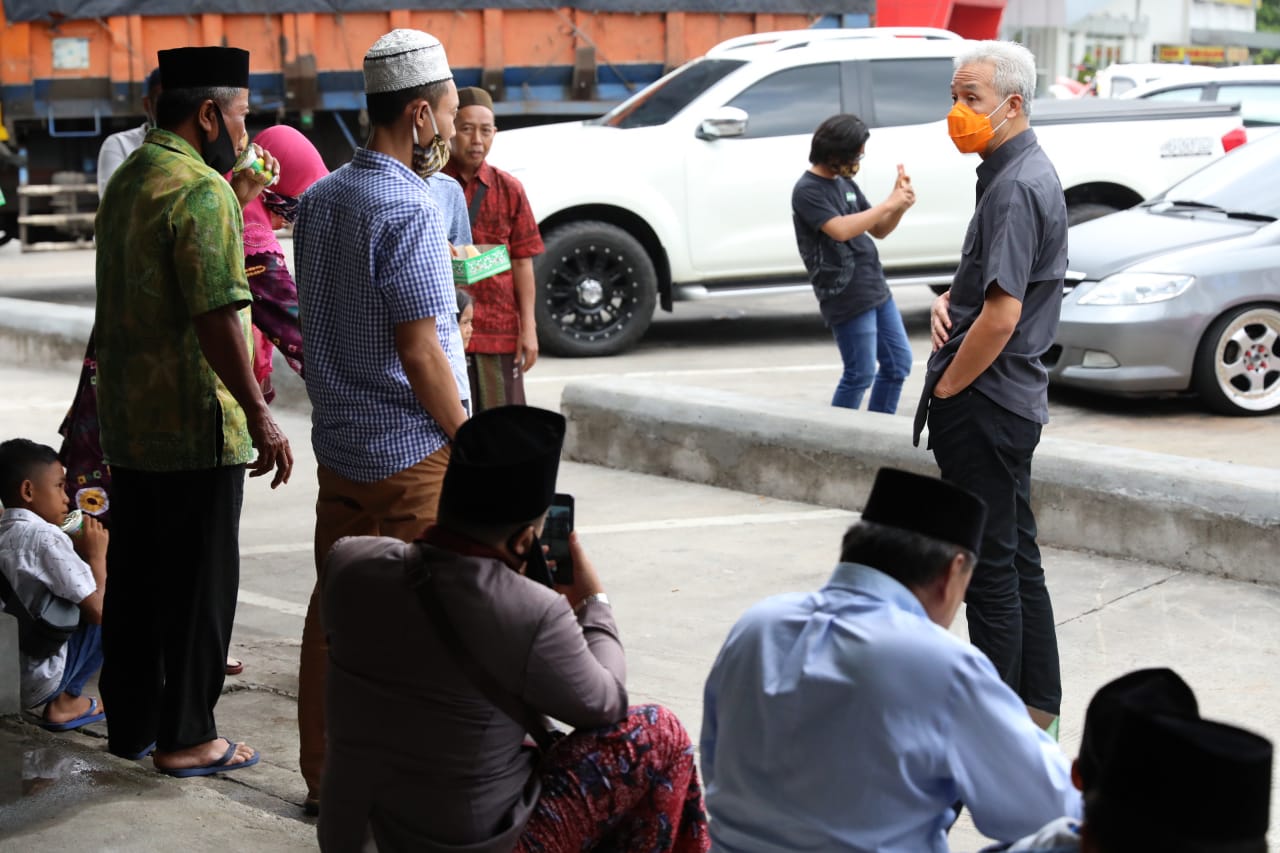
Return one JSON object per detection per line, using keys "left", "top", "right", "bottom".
{"left": 574, "top": 592, "right": 610, "bottom": 614}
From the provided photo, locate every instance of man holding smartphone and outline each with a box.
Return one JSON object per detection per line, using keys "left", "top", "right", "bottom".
{"left": 318, "top": 406, "right": 710, "bottom": 853}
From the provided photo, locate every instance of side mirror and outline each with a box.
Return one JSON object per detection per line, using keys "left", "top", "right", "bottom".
{"left": 696, "top": 106, "right": 749, "bottom": 140}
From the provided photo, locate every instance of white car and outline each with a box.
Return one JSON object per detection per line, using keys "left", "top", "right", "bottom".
{"left": 1093, "top": 62, "right": 1215, "bottom": 98}
{"left": 491, "top": 28, "right": 1248, "bottom": 356}
{"left": 1120, "top": 65, "right": 1280, "bottom": 136}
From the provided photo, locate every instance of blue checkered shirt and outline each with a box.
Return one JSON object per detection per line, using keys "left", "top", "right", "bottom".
{"left": 295, "top": 148, "right": 463, "bottom": 483}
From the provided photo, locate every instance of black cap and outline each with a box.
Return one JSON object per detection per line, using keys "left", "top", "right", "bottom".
{"left": 158, "top": 47, "right": 249, "bottom": 90}
{"left": 439, "top": 406, "right": 566, "bottom": 524}
{"left": 1092, "top": 709, "right": 1272, "bottom": 846}
{"left": 860, "top": 468, "right": 987, "bottom": 554}
{"left": 1078, "top": 668, "right": 1199, "bottom": 790}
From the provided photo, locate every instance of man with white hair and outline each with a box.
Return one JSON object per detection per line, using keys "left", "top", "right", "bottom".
{"left": 292, "top": 28, "right": 469, "bottom": 812}
{"left": 913, "top": 42, "right": 1068, "bottom": 737}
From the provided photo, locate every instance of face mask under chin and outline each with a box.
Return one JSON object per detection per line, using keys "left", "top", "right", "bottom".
{"left": 412, "top": 108, "right": 450, "bottom": 179}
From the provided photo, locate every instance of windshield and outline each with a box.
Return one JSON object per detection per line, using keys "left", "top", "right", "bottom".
{"left": 593, "top": 58, "right": 746, "bottom": 129}
{"left": 1151, "top": 134, "right": 1280, "bottom": 219}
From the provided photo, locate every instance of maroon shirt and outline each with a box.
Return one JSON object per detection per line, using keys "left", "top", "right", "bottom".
{"left": 443, "top": 160, "right": 544, "bottom": 355}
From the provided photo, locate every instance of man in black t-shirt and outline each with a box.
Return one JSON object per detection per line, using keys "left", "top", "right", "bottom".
{"left": 792, "top": 114, "right": 916, "bottom": 414}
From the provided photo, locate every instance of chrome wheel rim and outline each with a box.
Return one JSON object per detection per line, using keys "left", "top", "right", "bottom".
{"left": 1213, "top": 307, "right": 1280, "bottom": 412}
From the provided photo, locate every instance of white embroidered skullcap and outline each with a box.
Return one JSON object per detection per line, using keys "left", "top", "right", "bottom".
{"left": 364, "top": 29, "right": 452, "bottom": 95}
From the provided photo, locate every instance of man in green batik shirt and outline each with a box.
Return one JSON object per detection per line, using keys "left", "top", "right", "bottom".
{"left": 94, "top": 46, "right": 292, "bottom": 778}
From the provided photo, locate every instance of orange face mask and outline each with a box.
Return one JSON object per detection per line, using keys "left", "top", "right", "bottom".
{"left": 947, "top": 95, "right": 1011, "bottom": 154}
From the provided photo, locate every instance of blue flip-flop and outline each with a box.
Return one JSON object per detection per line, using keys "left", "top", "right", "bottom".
{"left": 159, "top": 740, "right": 261, "bottom": 778}
{"left": 40, "top": 697, "right": 106, "bottom": 732}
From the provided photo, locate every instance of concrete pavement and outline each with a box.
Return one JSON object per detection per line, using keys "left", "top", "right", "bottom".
{"left": 561, "top": 379, "right": 1280, "bottom": 585}
{"left": 0, "top": 364, "right": 1277, "bottom": 849}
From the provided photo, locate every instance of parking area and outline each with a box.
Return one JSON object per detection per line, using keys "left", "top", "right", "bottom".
{"left": 2, "top": 238, "right": 1275, "bottom": 469}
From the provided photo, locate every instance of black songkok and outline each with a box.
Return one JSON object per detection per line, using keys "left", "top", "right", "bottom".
{"left": 1077, "top": 667, "right": 1199, "bottom": 790}
{"left": 860, "top": 468, "right": 987, "bottom": 554}
{"left": 158, "top": 47, "right": 249, "bottom": 91}
{"left": 1090, "top": 709, "right": 1272, "bottom": 848}
{"left": 440, "top": 406, "right": 565, "bottom": 524}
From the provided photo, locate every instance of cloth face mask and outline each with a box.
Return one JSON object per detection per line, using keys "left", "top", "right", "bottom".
{"left": 412, "top": 107, "right": 451, "bottom": 179}
{"left": 203, "top": 108, "right": 239, "bottom": 175}
{"left": 947, "top": 95, "right": 1012, "bottom": 155}
{"left": 261, "top": 189, "right": 300, "bottom": 224}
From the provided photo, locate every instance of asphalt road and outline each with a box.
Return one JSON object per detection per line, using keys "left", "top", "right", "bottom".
{"left": 3, "top": 242, "right": 1279, "bottom": 848}
{"left": 2, "top": 239, "right": 1274, "bottom": 469}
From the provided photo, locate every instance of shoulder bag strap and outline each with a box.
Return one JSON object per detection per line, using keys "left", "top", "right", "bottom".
{"left": 467, "top": 181, "right": 488, "bottom": 230}
{"left": 409, "top": 546, "right": 556, "bottom": 751}
{"left": 0, "top": 567, "right": 37, "bottom": 635}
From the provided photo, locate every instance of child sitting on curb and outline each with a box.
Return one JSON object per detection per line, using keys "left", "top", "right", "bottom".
{"left": 0, "top": 438, "right": 109, "bottom": 730}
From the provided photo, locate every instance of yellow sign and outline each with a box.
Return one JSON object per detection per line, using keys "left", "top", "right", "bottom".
{"left": 1158, "top": 45, "right": 1251, "bottom": 64}
{"left": 1211, "top": 0, "right": 1256, "bottom": 7}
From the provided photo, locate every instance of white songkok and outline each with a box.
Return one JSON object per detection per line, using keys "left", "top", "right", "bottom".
{"left": 363, "top": 29, "right": 452, "bottom": 95}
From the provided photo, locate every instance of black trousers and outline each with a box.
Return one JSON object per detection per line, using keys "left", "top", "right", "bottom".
{"left": 101, "top": 465, "right": 245, "bottom": 755}
{"left": 928, "top": 388, "right": 1062, "bottom": 715}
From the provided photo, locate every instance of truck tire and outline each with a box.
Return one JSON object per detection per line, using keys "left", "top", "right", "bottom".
{"left": 1192, "top": 304, "right": 1280, "bottom": 415}
{"left": 534, "top": 221, "right": 658, "bottom": 357}
{"left": 1067, "top": 202, "right": 1120, "bottom": 227}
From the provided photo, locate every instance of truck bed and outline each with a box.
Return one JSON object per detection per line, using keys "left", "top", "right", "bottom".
{"left": 1031, "top": 98, "right": 1243, "bottom": 125}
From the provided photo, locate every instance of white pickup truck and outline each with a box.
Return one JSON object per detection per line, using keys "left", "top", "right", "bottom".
{"left": 489, "top": 28, "right": 1248, "bottom": 356}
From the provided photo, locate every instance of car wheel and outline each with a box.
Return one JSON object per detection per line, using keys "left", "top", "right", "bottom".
{"left": 535, "top": 221, "right": 658, "bottom": 357}
{"left": 1193, "top": 304, "right": 1280, "bottom": 415}
{"left": 1067, "top": 202, "right": 1120, "bottom": 227}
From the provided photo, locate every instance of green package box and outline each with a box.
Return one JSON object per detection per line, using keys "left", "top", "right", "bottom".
{"left": 453, "top": 244, "right": 511, "bottom": 287}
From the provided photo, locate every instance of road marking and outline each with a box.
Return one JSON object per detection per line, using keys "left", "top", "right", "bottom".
{"left": 237, "top": 589, "right": 308, "bottom": 618}
{"left": 526, "top": 360, "right": 929, "bottom": 384}
{"left": 239, "top": 508, "right": 855, "bottom": 560}
{"left": 583, "top": 509, "right": 853, "bottom": 534}
{"left": 242, "top": 543, "right": 312, "bottom": 556}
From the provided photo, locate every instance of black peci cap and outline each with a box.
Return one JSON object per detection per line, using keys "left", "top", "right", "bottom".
{"left": 1092, "top": 709, "right": 1272, "bottom": 846}
{"left": 439, "top": 406, "right": 566, "bottom": 524}
{"left": 1078, "top": 667, "right": 1199, "bottom": 791}
{"left": 158, "top": 46, "right": 249, "bottom": 91}
{"left": 860, "top": 468, "right": 987, "bottom": 554}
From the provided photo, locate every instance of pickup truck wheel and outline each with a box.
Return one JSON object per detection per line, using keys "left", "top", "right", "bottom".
{"left": 1193, "top": 304, "right": 1280, "bottom": 415}
{"left": 535, "top": 221, "right": 658, "bottom": 357}
{"left": 1067, "top": 202, "right": 1120, "bottom": 227}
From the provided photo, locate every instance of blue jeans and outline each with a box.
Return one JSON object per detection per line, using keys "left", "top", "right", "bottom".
{"left": 37, "top": 623, "right": 104, "bottom": 707}
{"left": 830, "top": 296, "right": 913, "bottom": 414}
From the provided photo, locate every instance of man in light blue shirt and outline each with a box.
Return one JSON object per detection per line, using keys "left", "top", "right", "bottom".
{"left": 702, "top": 468, "right": 1080, "bottom": 853}
{"left": 426, "top": 171, "right": 473, "bottom": 411}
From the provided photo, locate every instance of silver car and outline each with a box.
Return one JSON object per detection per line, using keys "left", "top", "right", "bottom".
{"left": 1047, "top": 131, "right": 1280, "bottom": 415}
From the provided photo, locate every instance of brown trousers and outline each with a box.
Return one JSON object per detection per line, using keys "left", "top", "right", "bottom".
{"left": 297, "top": 445, "right": 451, "bottom": 799}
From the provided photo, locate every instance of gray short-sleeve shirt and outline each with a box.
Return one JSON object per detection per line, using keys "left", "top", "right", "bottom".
{"left": 927, "top": 129, "right": 1067, "bottom": 424}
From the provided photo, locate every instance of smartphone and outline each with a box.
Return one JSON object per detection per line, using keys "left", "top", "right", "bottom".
{"left": 543, "top": 493, "right": 575, "bottom": 585}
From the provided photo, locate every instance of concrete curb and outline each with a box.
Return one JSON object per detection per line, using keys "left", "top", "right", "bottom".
{"left": 0, "top": 296, "right": 315, "bottom": 411}
{"left": 0, "top": 298, "right": 93, "bottom": 367}
{"left": 561, "top": 379, "right": 1280, "bottom": 587}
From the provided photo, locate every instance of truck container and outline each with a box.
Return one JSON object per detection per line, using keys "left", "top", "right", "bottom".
{"left": 0, "top": 0, "right": 1008, "bottom": 245}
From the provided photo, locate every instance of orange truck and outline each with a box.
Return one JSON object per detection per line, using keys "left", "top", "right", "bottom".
{"left": 0, "top": 1, "right": 1004, "bottom": 243}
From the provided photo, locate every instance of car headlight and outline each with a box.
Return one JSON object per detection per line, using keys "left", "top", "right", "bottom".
{"left": 1076, "top": 273, "right": 1195, "bottom": 306}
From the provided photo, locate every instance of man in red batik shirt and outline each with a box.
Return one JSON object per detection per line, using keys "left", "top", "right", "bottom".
{"left": 444, "top": 87, "right": 545, "bottom": 410}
